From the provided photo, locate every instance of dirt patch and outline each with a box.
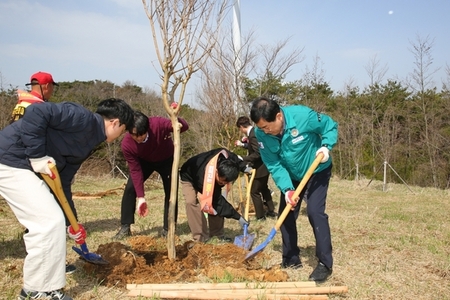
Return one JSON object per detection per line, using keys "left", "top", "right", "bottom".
{"left": 83, "top": 236, "right": 288, "bottom": 287}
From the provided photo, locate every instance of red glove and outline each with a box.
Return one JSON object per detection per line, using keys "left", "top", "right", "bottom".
{"left": 170, "top": 102, "right": 178, "bottom": 109}
{"left": 285, "top": 190, "right": 299, "bottom": 210}
{"left": 136, "top": 197, "right": 148, "bottom": 217}
{"left": 67, "top": 224, "right": 87, "bottom": 245}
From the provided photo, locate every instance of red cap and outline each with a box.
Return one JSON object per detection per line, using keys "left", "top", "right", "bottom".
{"left": 28, "top": 72, "right": 59, "bottom": 86}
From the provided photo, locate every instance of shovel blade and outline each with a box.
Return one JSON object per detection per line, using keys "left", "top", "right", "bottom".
{"left": 233, "top": 233, "right": 255, "bottom": 251}
{"left": 244, "top": 228, "right": 277, "bottom": 261}
{"left": 72, "top": 244, "right": 109, "bottom": 265}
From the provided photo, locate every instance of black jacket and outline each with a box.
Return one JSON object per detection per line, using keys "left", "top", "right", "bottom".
{"left": 180, "top": 148, "right": 246, "bottom": 220}
{"left": 0, "top": 101, "right": 106, "bottom": 203}
{"left": 241, "top": 127, "right": 269, "bottom": 178}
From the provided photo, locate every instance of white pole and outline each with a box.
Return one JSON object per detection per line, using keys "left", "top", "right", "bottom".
{"left": 233, "top": 0, "right": 242, "bottom": 113}
{"left": 383, "top": 161, "right": 387, "bottom": 192}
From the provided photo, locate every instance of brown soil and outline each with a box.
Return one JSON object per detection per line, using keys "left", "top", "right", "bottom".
{"left": 83, "top": 236, "right": 288, "bottom": 287}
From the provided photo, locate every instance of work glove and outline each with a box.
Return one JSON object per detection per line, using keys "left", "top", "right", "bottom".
{"left": 136, "top": 197, "right": 148, "bottom": 217}
{"left": 235, "top": 140, "right": 244, "bottom": 147}
{"left": 285, "top": 190, "right": 299, "bottom": 210}
{"left": 316, "top": 146, "right": 330, "bottom": 163}
{"left": 238, "top": 216, "right": 249, "bottom": 228}
{"left": 243, "top": 165, "right": 253, "bottom": 174}
{"left": 170, "top": 102, "right": 178, "bottom": 109}
{"left": 30, "top": 156, "right": 56, "bottom": 179}
{"left": 67, "top": 224, "right": 87, "bottom": 245}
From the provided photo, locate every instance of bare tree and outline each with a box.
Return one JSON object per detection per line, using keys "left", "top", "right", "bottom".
{"left": 195, "top": 27, "right": 257, "bottom": 150}
{"left": 365, "top": 54, "right": 388, "bottom": 173}
{"left": 300, "top": 53, "right": 332, "bottom": 111}
{"left": 365, "top": 54, "right": 388, "bottom": 87}
{"left": 255, "top": 38, "right": 304, "bottom": 96}
{"left": 142, "top": 0, "right": 229, "bottom": 259}
{"left": 408, "top": 34, "right": 441, "bottom": 187}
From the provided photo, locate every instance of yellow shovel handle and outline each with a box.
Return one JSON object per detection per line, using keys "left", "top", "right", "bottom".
{"left": 41, "top": 163, "right": 79, "bottom": 232}
{"left": 274, "top": 153, "right": 324, "bottom": 231}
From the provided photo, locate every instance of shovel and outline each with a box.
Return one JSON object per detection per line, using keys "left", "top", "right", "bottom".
{"left": 244, "top": 153, "right": 324, "bottom": 261}
{"left": 41, "top": 163, "right": 109, "bottom": 265}
{"left": 234, "top": 169, "right": 256, "bottom": 250}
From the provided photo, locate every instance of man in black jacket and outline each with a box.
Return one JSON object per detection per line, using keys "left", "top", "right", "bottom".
{"left": 0, "top": 98, "right": 134, "bottom": 300}
{"left": 180, "top": 148, "right": 250, "bottom": 242}
{"left": 236, "top": 116, "right": 276, "bottom": 220}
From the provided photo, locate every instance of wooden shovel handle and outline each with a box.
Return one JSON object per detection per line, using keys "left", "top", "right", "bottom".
{"left": 244, "top": 169, "right": 256, "bottom": 220}
{"left": 41, "top": 163, "right": 80, "bottom": 231}
{"left": 274, "top": 153, "right": 324, "bottom": 231}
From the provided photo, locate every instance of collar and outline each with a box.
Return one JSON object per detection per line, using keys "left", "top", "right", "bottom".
{"left": 246, "top": 126, "right": 253, "bottom": 136}
{"left": 30, "top": 90, "right": 44, "bottom": 100}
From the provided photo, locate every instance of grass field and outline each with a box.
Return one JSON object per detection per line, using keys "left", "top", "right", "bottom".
{"left": 1, "top": 174, "right": 449, "bottom": 300}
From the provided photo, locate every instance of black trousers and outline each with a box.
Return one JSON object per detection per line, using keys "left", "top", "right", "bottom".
{"left": 251, "top": 174, "right": 275, "bottom": 219}
{"left": 120, "top": 156, "right": 178, "bottom": 231}
{"left": 279, "top": 164, "right": 333, "bottom": 269}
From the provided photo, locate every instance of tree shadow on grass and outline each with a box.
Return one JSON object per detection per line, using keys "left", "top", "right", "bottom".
{"left": 0, "top": 236, "right": 26, "bottom": 259}
{"left": 83, "top": 217, "right": 121, "bottom": 233}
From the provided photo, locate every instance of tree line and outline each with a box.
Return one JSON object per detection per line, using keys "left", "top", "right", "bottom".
{"left": 1, "top": 35, "right": 449, "bottom": 189}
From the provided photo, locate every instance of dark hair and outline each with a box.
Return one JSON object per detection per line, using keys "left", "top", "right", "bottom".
{"left": 236, "top": 116, "right": 251, "bottom": 128}
{"left": 217, "top": 159, "right": 240, "bottom": 182}
{"left": 132, "top": 111, "right": 150, "bottom": 135}
{"left": 96, "top": 98, "right": 134, "bottom": 131}
{"left": 250, "top": 97, "right": 280, "bottom": 123}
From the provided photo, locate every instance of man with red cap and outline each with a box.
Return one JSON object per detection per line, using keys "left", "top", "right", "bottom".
{"left": 10, "top": 71, "right": 59, "bottom": 123}
{"left": 10, "top": 72, "right": 77, "bottom": 275}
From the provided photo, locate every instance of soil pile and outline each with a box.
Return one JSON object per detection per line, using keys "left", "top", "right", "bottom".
{"left": 83, "top": 236, "right": 288, "bottom": 287}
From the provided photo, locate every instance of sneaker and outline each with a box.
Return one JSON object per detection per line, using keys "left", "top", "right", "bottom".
{"left": 266, "top": 211, "right": 277, "bottom": 218}
{"left": 112, "top": 224, "right": 131, "bottom": 240}
{"left": 65, "top": 264, "right": 76, "bottom": 275}
{"left": 308, "top": 262, "right": 332, "bottom": 282}
{"left": 281, "top": 256, "right": 303, "bottom": 269}
{"left": 18, "top": 288, "right": 72, "bottom": 300}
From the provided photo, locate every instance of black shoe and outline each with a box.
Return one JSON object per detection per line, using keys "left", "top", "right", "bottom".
{"left": 256, "top": 216, "right": 266, "bottom": 221}
{"left": 266, "top": 211, "right": 277, "bottom": 218}
{"left": 217, "top": 236, "right": 232, "bottom": 243}
{"left": 308, "top": 262, "right": 332, "bottom": 282}
{"left": 112, "top": 224, "right": 131, "bottom": 240}
{"left": 281, "top": 256, "right": 303, "bottom": 269}
{"left": 18, "top": 288, "right": 73, "bottom": 300}
{"left": 65, "top": 264, "right": 76, "bottom": 275}
{"left": 160, "top": 229, "right": 168, "bottom": 237}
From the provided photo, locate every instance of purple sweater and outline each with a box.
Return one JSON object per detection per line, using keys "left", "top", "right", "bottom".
{"left": 121, "top": 116, "right": 189, "bottom": 197}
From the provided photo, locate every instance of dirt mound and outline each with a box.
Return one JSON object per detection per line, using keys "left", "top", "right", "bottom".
{"left": 83, "top": 236, "right": 288, "bottom": 287}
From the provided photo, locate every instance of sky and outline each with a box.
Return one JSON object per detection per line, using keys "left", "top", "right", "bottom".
{"left": 1, "top": 0, "right": 449, "bottom": 105}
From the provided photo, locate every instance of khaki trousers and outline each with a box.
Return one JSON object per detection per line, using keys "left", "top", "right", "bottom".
{"left": 181, "top": 180, "right": 224, "bottom": 242}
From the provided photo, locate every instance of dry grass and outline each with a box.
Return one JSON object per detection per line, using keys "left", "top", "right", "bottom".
{"left": 0, "top": 174, "right": 449, "bottom": 299}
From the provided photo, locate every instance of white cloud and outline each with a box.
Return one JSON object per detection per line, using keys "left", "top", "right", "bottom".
{"left": 0, "top": 0, "right": 160, "bottom": 87}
